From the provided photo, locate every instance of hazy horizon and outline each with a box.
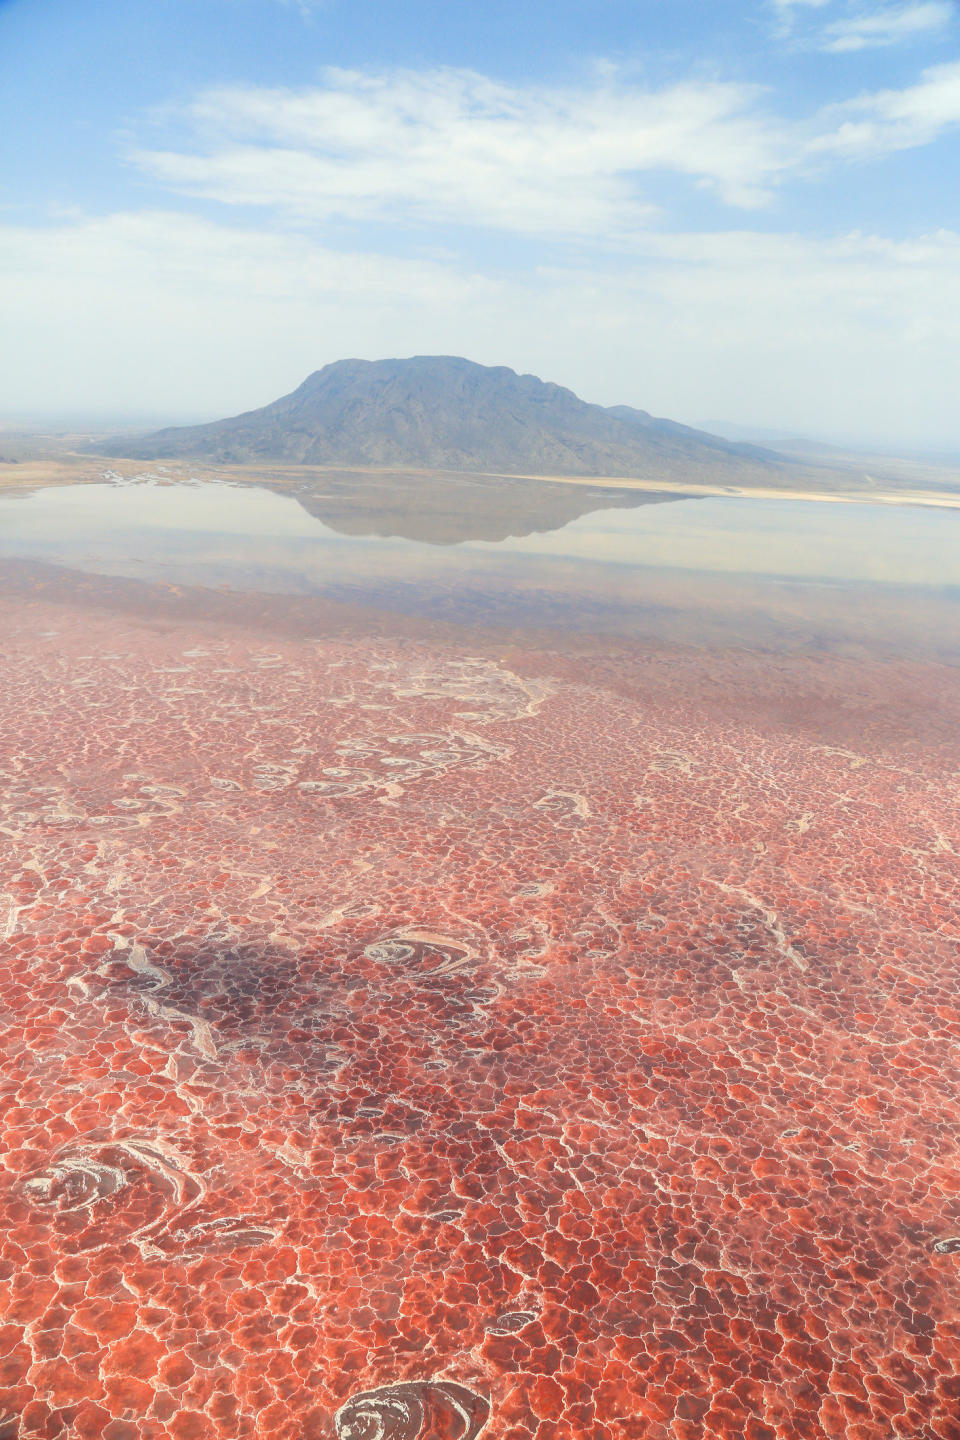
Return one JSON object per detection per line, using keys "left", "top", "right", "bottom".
{"left": 3, "top": 363, "right": 960, "bottom": 463}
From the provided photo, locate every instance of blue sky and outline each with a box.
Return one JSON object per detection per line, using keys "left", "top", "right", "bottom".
{"left": 2, "top": 0, "right": 959, "bottom": 446}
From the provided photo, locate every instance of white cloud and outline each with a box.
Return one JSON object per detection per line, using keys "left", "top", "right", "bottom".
{"left": 2, "top": 209, "right": 959, "bottom": 447}
{"left": 131, "top": 68, "right": 785, "bottom": 234}
{"left": 770, "top": 0, "right": 834, "bottom": 42}
{"left": 770, "top": 0, "right": 953, "bottom": 49}
{"left": 127, "top": 62, "right": 960, "bottom": 240}
{"left": 822, "top": 2, "right": 954, "bottom": 51}
{"left": 808, "top": 59, "right": 960, "bottom": 156}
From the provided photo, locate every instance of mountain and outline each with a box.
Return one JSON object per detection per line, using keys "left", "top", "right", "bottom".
{"left": 99, "top": 356, "right": 787, "bottom": 482}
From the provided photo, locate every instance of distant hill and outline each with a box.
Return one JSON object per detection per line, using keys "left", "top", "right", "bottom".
{"left": 698, "top": 420, "right": 853, "bottom": 457}
{"left": 99, "top": 356, "right": 788, "bottom": 482}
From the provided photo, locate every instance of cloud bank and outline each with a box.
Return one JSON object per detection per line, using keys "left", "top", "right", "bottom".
{"left": 3, "top": 209, "right": 959, "bottom": 446}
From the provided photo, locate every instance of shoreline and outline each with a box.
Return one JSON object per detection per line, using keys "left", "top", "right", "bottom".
{"left": 1, "top": 451, "right": 959, "bottom": 510}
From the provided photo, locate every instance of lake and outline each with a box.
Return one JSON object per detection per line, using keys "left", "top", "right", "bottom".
{"left": 2, "top": 477, "right": 959, "bottom": 654}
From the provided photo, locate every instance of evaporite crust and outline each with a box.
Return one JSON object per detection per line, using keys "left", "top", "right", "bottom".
{"left": 0, "top": 587, "right": 959, "bottom": 1438}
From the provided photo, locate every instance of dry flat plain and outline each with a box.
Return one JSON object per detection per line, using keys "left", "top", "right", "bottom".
{"left": 0, "top": 456, "right": 959, "bottom": 1440}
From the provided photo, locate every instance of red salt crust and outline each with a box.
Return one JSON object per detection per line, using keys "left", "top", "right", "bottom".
{"left": 0, "top": 591, "right": 960, "bottom": 1439}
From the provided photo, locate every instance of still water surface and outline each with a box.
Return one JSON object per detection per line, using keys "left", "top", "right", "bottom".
{"left": 2, "top": 479, "right": 959, "bottom": 652}
{"left": 2, "top": 479, "right": 960, "bottom": 580}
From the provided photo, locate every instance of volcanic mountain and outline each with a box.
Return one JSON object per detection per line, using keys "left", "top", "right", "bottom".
{"left": 103, "top": 356, "right": 785, "bottom": 482}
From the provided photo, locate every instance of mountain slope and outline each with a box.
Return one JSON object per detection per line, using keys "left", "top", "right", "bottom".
{"left": 101, "top": 356, "right": 789, "bottom": 482}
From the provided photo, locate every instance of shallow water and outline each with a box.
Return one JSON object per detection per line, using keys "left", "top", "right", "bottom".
{"left": 2, "top": 479, "right": 960, "bottom": 658}
{"left": 2, "top": 479, "right": 959, "bottom": 585}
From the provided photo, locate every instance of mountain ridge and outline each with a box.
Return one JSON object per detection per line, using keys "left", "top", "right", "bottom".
{"left": 98, "top": 356, "right": 788, "bottom": 483}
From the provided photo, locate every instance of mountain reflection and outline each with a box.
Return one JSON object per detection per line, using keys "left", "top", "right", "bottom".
{"left": 289, "top": 470, "right": 685, "bottom": 544}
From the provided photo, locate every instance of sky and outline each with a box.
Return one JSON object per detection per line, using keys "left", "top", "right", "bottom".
{"left": 1, "top": 0, "right": 959, "bottom": 448}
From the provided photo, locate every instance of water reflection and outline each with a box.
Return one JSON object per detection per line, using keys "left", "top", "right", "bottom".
{"left": 1, "top": 478, "right": 959, "bottom": 659}
{"left": 0, "top": 473, "right": 682, "bottom": 547}
{"left": 295, "top": 469, "right": 685, "bottom": 543}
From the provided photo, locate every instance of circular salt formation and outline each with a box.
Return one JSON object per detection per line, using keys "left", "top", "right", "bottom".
{"left": 364, "top": 939, "right": 418, "bottom": 966}
{"left": 18, "top": 1140, "right": 200, "bottom": 1251}
{"left": 21, "top": 1153, "right": 127, "bottom": 1211}
{"left": 363, "top": 934, "right": 472, "bottom": 978}
{"left": 485, "top": 1311, "right": 537, "bottom": 1335}
{"left": 334, "top": 1381, "right": 489, "bottom": 1440}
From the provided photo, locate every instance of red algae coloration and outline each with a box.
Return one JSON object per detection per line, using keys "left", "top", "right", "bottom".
{"left": 2, "top": 575, "right": 960, "bottom": 1440}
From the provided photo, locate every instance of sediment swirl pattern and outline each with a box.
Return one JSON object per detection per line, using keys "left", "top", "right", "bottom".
{"left": 334, "top": 1381, "right": 490, "bottom": 1440}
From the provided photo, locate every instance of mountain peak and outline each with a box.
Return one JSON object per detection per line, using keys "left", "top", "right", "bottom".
{"left": 99, "top": 356, "right": 783, "bottom": 480}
